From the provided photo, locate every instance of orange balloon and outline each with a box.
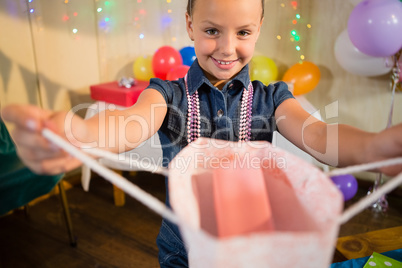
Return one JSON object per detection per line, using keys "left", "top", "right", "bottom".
{"left": 282, "top": 61, "right": 321, "bottom": 95}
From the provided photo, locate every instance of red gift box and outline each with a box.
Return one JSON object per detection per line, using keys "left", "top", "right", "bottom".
{"left": 90, "top": 80, "right": 149, "bottom": 107}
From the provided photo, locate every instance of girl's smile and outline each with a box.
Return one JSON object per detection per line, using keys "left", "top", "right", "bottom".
{"left": 211, "top": 57, "right": 239, "bottom": 70}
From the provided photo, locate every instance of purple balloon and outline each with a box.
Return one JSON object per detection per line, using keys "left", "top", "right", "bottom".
{"left": 347, "top": 0, "right": 402, "bottom": 57}
{"left": 330, "top": 174, "right": 358, "bottom": 201}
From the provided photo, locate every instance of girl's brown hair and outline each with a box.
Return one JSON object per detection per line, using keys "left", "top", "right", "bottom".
{"left": 187, "top": 0, "right": 265, "bottom": 19}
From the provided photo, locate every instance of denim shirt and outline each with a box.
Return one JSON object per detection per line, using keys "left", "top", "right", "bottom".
{"left": 146, "top": 60, "right": 294, "bottom": 266}
{"left": 147, "top": 59, "right": 294, "bottom": 168}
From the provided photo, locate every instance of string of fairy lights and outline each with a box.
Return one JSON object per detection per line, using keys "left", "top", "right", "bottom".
{"left": 26, "top": 0, "right": 310, "bottom": 62}
{"left": 276, "top": 1, "right": 312, "bottom": 62}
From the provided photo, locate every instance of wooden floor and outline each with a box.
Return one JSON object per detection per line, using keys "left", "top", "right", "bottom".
{"left": 0, "top": 171, "right": 401, "bottom": 268}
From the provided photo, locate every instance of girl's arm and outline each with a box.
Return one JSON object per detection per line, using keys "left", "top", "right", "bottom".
{"left": 275, "top": 98, "right": 402, "bottom": 176}
{"left": 1, "top": 88, "right": 167, "bottom": 175}
{"left": 83, "top": 88, "right": 167, "bottom": 153}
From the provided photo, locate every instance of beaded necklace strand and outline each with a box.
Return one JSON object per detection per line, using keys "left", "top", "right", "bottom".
{"left": 185, "top": 75, "right": 254, "bottom": 144}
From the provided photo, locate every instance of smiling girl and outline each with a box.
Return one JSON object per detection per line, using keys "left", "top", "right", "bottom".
{"left": 2, "top": 0, "right": 402, "bottom": 267}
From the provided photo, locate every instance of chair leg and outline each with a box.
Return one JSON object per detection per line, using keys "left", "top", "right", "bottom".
{"left": 113, "top": 170, "right": 128, "bottom": 207}
{"left": 58, "top": 181, "right": 77, "bottom": 247}
{"left": 113, "top": 184, "right": 126, "bottom": 207}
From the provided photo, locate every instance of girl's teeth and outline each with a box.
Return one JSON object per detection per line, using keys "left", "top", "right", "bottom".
{"left": 218, "top": 60, "right": 231, "bottom": 65}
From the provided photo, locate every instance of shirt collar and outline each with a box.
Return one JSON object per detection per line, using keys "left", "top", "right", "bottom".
{"left": 186, "top": 59, "right": 251, "bottom": 95}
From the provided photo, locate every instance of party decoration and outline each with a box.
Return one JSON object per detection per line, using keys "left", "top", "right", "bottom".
{"left": 363, "top": 252, "right": 402, "bottom": 268}
{"left": 334, "top": 30, "right": 394, "bottom": 76}
{"left": 166, "top": 65, "right": 190, "bottom": 81}
{"left": 152, "top": 46, "right": 183, "bottom": 80}
{"left": 279, "top": 1, "right": 311, "bottom": 61}
{"left": 330, "top": 174, "right": 358, "bottom": 201}
{"left": 347, "top": 0, "right": 402, "bottom": 57}
{"left": 133, "top": 55, "right": 155, "bottom": 81}
{"left": 249, "top": 56, "right": 278, "bottom": 85}
{"left": 366, "top": 49, "right": 402, "bottom": 212}
{"left": 118, "top": 77, "right": 136, "bottom": 88}
{"left": 282, "top": 61, "right": 320, "bottom": 95}
{"left": 179, "top": 46, "right": 197, "bottom": 66}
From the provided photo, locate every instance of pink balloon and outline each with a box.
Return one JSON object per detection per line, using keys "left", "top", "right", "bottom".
{"left": 152, "top": 46, "right": 183, "bottom": 80}
{"left": 347, "top": 0, "right": 402, "bottom": 57}
{"left": 166, "top": 65, "right": 190, "bottom": 81}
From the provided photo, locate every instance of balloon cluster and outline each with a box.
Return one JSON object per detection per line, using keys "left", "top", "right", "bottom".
{"left": 250, "top": 56, "right": 321, "bottom": 95}
{"left": 135, "top": 45, "right": 321, "bottom": 95}
{"left": 335, "top": 0, "right": 402, "bottom": 77}
{"left": 133, "top": 46, "right": 196, "bottom": 82}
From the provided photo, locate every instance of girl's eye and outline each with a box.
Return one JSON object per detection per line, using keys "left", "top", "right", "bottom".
{"left": 206, "top": 29, "right": 218, "bottom": 35}
{"left": 238, "top": 31, "right": 250, "bottom": 37}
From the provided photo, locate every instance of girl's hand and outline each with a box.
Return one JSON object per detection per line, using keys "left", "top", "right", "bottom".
{"left": 1, "top": 104, "right": 85, "bottom": 175}
{"left": 367, "top": 123, "right": 402, "bottom": 176}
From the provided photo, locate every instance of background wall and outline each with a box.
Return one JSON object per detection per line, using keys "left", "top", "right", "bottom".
{"left": 0, "top": 0, "right": 401, "bottom": 176}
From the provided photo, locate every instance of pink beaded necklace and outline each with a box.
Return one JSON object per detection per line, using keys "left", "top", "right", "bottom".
{"left": 185, "top": 75, "right": 254, "bottom": 144}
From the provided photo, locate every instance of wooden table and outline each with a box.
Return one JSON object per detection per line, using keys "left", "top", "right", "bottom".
{"left": 336, "top": 225, "right": 402, "bottom": 260}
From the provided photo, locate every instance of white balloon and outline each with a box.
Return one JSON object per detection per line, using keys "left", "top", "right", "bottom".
{"left": 349, "top": 0, "right": 362, "bottom": 6}
{"left": 334, "top": 30, "right": 394, "bottom": 77}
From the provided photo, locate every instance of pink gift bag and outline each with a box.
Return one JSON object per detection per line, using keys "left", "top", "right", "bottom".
{"left": 168, "top": 138, "right": 343, "bottom": 268}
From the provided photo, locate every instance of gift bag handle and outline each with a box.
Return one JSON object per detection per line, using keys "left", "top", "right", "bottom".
{"left": 42, "top": 129, "right": 179, "bottom": 225}
{"left": 326, "top": 159, "right": 402, "bottom": 224}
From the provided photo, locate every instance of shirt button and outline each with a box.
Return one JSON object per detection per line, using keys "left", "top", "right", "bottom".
{"left": 217, "top": 109, "right": 224, "bottom": 117}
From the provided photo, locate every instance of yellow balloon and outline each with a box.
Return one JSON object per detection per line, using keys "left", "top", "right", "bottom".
{"left": 250, "top": 56, "right": 278, "bottom": 85}
{"left": 133, "top": 55, "right": 155, "bottom": 81}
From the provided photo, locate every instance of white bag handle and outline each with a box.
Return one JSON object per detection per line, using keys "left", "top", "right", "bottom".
{"left": 325, "top": 158, "right": 402, "bottom": 224}
{"left": 42, "top": 129, "right": 178, "bottom": 225}
{"left": 42, "top": 128, "right": 402, "bottom": 226}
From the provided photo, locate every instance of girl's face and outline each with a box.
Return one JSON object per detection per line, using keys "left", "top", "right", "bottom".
{"left": 186, "top": 0, "right": 263, "bottom": 86}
